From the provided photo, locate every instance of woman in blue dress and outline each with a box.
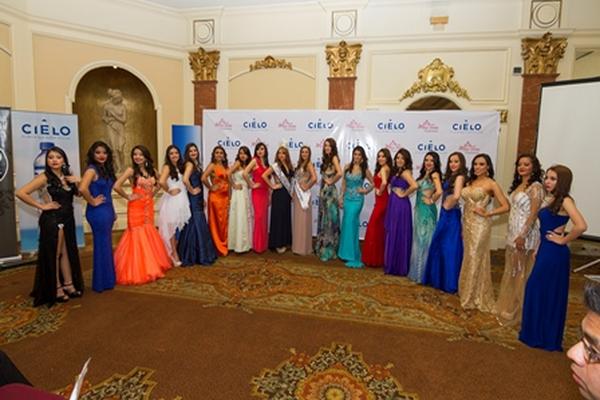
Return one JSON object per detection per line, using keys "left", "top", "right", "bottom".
{"left": 80, "top": 141, "right": 116, "bottom": 292}
{"left": 338, "top": 146, "right": 373, "bottom": 268}
{"left": 520, "top": 165, "right": 587, "bottom": 351}
{"left": 408, "top": 151, "right": 442, "bottom": 284}
{"left": 423, "top": 151, "right": 468, "bottom": 293}
{"left": 177, "top": 143, "right": 217, "bottom": 266}
{"left": 314, "top": 138, "right": 342, "bottom": 262}
{"left": 384, "top": 148, "right": 418, "bottom": 276}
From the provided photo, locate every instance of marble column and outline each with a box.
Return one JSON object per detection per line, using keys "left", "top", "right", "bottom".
{"left": 188, "top": 48, "right": 220, "bottom": 126}
{"left": 325, "top": 41, "right": 362, "bottom": 110}
{"left": 517, "top": 32, "right": 566, "bottom": 155}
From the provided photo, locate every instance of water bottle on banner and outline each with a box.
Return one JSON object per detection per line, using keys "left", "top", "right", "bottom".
{"left": 34, "top": 141, "right": 54, "bottom": 202}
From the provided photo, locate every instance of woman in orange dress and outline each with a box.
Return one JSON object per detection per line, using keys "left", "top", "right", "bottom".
{"left": 113, "top": 145, "right": 171, "bottom": 284}
{"left": 202, "top": 145, "right": 230, "bottom": 256}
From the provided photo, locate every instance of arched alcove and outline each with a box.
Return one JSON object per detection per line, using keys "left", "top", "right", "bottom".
{"left": 406, "top": 95, "right": 461, "bottom": 111}
{"left": 73, "top": 66, "right": 157, "bottom": 173}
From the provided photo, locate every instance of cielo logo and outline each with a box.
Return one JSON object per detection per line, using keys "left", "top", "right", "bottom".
{"left": 385, "top": 140, "right": 402, "bottom": 153}
{"left": 346, "top": 119, "right": 365, "bottom": 131}
{"left": 307, "top": 118, "right": 335, "bottom": 130}
{"left": 377, "top": 119, "right": 406, "bottom": 132}
{"left": 451, "top": 120, "right": 482, "bottom": 133}
{"left": 217, "top": 136, "right": 242, "bottom": 148}
{"left": 314, "top": 156, "right": 323, "bottom": 170}
{"left": 359, "top": 220, "right": 369, "bottom": 228}
{"left": 417, "top": 120, "right": 439, "bottom": 133}
{"left": 417, "top": 140, "right": 447, "bottom": 152}
{"left": 21, "top": 118, "right": 71, "bottom": 136}
{"left": 214, "top": 119, "right": 232, "bottom": 129}
{"left": 311, "top": 197, "right": 320, "bottom": 208}
{"left": 242, "top": 118, "right": 268, "bottom": 130}
{"left": 286, "top": 137, "right": 304, "bottom": 149}
{"left": 458, "top": 141, "right": 481, "bottom": 153}
{"left": 346, "top": 138, "right": 371, "bottom": 150}
{"left": 278, "top": 119, "right": 296, "bottom": 131}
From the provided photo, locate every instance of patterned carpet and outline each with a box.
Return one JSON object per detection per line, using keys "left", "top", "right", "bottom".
{"left": 116, "top": 255, "right": 586, "bottom": 350}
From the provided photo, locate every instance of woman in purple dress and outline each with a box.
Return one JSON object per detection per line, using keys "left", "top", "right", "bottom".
{"left": 384, "top": 148, "right": 418, "bottom": 276}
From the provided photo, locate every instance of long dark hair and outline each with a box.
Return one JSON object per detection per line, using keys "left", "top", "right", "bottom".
{"left": 296, "top": 145, "right": 312, "bottom": 172}
{"left": 164, "top": 145, "right": 184, "bottom": 181}
{"left": 184, "top": 143, "right": 202, "bottom": 173}
{"left": 467, "top": 153, "right": 495, "bottom": 183}
{"left": 546, "top": 164, "right": 573, "bottom": 214}
{"left": 374, "top": 148, "right": 393, "bottom": 176}
{"left": 509, "top": 153, "right": 542, "bottom": 193}
{"left": 393, "top": 148, "right": 413, "bottom": 177}
{"left": 236, "top": 146, "right": 251, "bottom": 168}
{"left": 210, "top": 145, "right": 228, "bottom": 168}
{"left": 85, "top": 141, "right": 116, "bottom": 181}
{"left": 345, "top": 145, "right": 368, "bottom": 179}
{"left": 253, "top": 142, "right": 269, "bottom": 167}
{"left": 131, "top": 145, "right": 157, "bottom": 186}
{"left": 417, "top": 151, "right": 441, "bottom": 181}
{"left": 321, "top": 138, "right": 339, "bottom": 172}
{"left": 45, "top": 146, "right": 78, "bottom": 193}
{"left": 274, "top": 146, "right": 293, "bottom": 173}
{"left": 443, "top": 151, "right": 468, "bottom": 189}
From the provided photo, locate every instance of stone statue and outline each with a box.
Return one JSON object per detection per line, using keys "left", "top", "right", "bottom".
{"left": 102, "top": 88, "right": 127, "bottom": 173}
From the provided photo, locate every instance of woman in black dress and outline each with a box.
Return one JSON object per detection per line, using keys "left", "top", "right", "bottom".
{"left": 16, "top": 146, "right": 83, "bottom": 306}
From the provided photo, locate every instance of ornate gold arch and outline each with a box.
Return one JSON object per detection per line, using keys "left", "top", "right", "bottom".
{"left": 400, "top": 58, "right": 470, "bottom": 101}
{"left": 249, "top": 55, "right": 292, "bottom": 71}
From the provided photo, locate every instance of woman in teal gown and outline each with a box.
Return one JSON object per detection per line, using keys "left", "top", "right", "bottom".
{"left": 338, "top": 146, "right": 373, "bottom": 268}
{"left": 408, "top": 151, "right": 443, "bottom": 283}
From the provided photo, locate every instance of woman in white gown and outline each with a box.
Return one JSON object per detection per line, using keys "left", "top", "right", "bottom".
{"left": 228, "top": 146, "right": 253, "bottom": 253}
{"left": 158, "top": 145, "right": 191, "bottom": 266}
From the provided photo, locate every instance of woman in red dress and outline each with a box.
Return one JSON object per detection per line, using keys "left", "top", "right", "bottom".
{"left": 243, "top": 142, "right": 269, "bottom": 253}
{"left": 202, "top": 145, "right": 230, "bottom": 256}
{"left": 362, "top": 148, "right": 392, "bottom": 267}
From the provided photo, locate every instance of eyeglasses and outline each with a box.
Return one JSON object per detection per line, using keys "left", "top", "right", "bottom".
{"left": 580, "top": 333, "right": 600, "bottom": 364}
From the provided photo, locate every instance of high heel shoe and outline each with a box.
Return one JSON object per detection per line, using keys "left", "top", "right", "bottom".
{"left": 63, "top": 282, "right": 82, "bottom": 298}
{"left": 56, "top": 287, "right": 69, "bottom": 303}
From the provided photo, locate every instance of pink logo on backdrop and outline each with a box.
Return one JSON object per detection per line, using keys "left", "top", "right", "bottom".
{"left": 250, "top": 137, "right": 264, "bottom": 147}
{"left": 417, "top": 120, "right": 439, "bottom": 133}
{"left": 214, "top": 119, "right": 232, "bottom": 129}
{"left": 385, "top": 140, "right": 402, "bottom": 152}
{"left": 346, "top": 119, "right": 365, "bottom": 131}
{"left": 278, "top": 119, "right": 297, "bottom": 131}
{"left": 458, "top": 141, "right": 481, "bottom": 153}
{"left": 315, "top": 138, "right": 326, "bottom": 148}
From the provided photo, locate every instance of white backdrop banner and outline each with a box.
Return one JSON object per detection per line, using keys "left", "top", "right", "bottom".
{"left": 203, "top": 110, "right": 499, "bottom": 238}
{"left": 11, "top": 111, "right": 85, "bottom": 252}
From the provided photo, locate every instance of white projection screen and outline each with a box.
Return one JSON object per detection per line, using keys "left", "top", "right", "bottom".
{"left": 536, "top": 77, "right": 600, "bottom": 239}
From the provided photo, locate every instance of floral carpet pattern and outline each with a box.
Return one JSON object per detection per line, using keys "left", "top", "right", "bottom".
{"left": 55, "top": 366, "right": 182, "bottom": 400}
{"left": 0, "top": 295, "right": 70, "bottom": 345}
{"left": 116, "top": 257, "right": 586, "bottom": 349}
{"left": 251, "top": 342, "right": 419, "bottom": 400}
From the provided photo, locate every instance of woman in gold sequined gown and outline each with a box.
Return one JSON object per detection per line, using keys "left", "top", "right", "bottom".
{"left": 458, "top": 154, "right": 509, "bottom": 312}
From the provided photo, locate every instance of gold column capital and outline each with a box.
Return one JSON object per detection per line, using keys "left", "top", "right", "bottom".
{"left": 325, "top": 41, "right": 362, "bottom": 78}
{"left": 521, "top": 32, "right": 567, "bottom": 75}
{"left": 189, "top": 47, "right": 220, "bottom": 81}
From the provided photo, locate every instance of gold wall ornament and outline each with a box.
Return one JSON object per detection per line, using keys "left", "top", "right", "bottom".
{"left": 400, "top": 58, "right": 471, "bottom": 101}
{"left": 496, "top": 109, "right": 508, "bottom": 123}
{"left": 521, "top": 32, "right": 567, "bottom": 75}
{"left": 249, "top": 56, "right": 292, "bottom": 71}
{"left": 325, "top": 41, "right": 362, "bottom": 78}
{"left": 189, "top": 47, "right": 220, "bottom": 81}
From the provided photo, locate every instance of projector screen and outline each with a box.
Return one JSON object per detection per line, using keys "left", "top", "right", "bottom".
{"left": 536, "top": 77, "right": 600, "bottom": 239}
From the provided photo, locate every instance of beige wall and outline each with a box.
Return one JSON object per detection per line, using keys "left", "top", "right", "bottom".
{"left": 229, "top": 56, "right": 316, "bottom": 109}
{"left": 573, "top": 50, "right": 600, "bottom": 79}
{"left": 31, "top": 34, "right": 184, "bottom": 151}
{"left": 0, "top": 22, "right": 12, "bottom": 107}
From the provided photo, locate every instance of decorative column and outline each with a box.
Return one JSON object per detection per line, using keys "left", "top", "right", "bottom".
{"left": 188, "top": 48, "right": 220, "bottom": 126}
{"left": 517, "top": 32, "right": 566, "bottom": 154}
{"left": 325, "top": 41, "right": 362, "bottom": 110}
